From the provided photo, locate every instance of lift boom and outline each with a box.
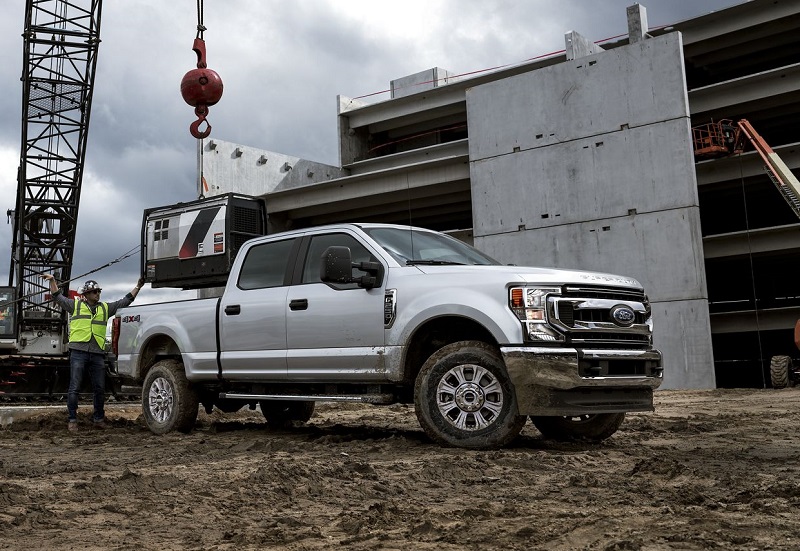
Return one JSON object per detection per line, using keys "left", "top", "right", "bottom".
{"left": 692, "top": 119, "right": 800, "bottom": 219}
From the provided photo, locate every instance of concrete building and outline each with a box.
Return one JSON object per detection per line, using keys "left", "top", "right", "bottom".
{"left": 203, "top": 0, "right": 800, "bottom": 389}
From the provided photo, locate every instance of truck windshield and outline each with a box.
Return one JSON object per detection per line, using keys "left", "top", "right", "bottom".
{"left": 363, "top": 227, "right": 500, "bottom": 266}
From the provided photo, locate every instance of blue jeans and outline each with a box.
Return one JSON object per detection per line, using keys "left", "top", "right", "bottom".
{"left": 67, "top": 350, "right": 106, "bottom": 422}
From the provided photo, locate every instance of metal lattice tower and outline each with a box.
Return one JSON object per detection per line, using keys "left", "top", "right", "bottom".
{"left": 10, "top": 0, "right": 102, "bottom": 329}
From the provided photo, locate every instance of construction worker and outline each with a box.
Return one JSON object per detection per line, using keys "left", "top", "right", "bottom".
{"left": 0, "top": 302, "right": 9, "bottom": 336}
{"left": 42, "top": 274, "right": 144, "bottom": 432}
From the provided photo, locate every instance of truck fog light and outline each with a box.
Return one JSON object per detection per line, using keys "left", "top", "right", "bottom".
{"left": 527, "top": 324, "right": 564, "bottom": 342}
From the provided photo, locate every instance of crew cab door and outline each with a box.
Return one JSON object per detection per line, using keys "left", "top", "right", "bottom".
{"left": 218, "top": 237, "right": 298, "bottom": 379}
{"left": 286, "top": 232, "right": 386, "bottom": 379}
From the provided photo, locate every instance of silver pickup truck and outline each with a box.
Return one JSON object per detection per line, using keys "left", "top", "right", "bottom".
{"left": 113, "top": 223, "right": 662, "bottom": 449}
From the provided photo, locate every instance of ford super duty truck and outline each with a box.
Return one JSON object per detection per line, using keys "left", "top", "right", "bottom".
{"left": 113, "top": 223, "right": 663, "bottom": 449}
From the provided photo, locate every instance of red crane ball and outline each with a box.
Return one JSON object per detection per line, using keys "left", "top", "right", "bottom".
{"left": 180, "top": 67, "right": 223, "bottom": 109}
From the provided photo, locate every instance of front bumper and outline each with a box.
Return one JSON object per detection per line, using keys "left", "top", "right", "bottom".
{"left": 502, "top": 346, "right": 663, "bottom": 416}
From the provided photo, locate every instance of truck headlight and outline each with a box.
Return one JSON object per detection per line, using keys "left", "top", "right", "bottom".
{"left": 509, "top": 286, "right": 564, "bottom": 342}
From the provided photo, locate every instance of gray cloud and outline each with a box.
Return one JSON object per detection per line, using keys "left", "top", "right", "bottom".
{"left": 0, "top": 0, "right": 739, "bottom": 300}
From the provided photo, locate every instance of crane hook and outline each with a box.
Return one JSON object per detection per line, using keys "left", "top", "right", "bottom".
{"left": 181, "top": 37, "right": 223, "bottom": 139}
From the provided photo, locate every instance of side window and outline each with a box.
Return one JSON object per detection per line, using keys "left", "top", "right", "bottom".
{"left": 238, "top": 239, "right": 295, "bottom": 290}
{"left": 302, "top": 233, "right": 376, "bottom": 285}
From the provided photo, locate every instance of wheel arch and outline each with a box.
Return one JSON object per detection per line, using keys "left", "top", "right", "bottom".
{"left": 137, "top": 334, "right": 183, "bottom": 382}
{"left": 402, "top": 315, "right": 499, "bottom": 385}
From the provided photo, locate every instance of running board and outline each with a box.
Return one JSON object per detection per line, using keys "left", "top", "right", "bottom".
{"left": 218, "top": 392, "right": 395, "bottom": 405}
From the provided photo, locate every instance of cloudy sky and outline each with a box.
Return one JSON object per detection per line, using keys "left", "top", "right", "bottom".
{"left": 0, "top": 0, "right": 739, "bottom": 303}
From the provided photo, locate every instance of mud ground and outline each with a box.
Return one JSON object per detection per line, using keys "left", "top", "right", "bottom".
{"left": 1, "top": 388, "right": 799, "bottom": 551}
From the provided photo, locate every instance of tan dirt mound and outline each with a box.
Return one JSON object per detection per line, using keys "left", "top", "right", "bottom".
{"left": 1, "top": 389, "right": 799, "bottom": 550}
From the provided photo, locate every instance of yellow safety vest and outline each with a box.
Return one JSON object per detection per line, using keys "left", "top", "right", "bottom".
{"left": 70, "top": 300, "right": 108, "bottom": 349}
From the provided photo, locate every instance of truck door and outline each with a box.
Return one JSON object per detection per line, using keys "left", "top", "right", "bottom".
{"left": 286, "top": 232, "right": 386, "bottom": 379}
{"left": 219, "top": 237, "right": 298, "bottom": 379}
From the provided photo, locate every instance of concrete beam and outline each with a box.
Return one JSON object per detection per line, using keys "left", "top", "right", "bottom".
{"left": 344, "top": 140, "right": 469, "bottom": 175}
{"left": 266, "top": 159, "right": 470, "bottom": 217}
{"left": 695, "top": 143, "right": 800, "bottom": 186}
{"left": 282, "top": 181, "right": 470, "bottom": 221}
{"left": 688, "top": 63, "right": 800, "bottom": 115}
{"left": 703, "top": 224, "right": 800, "bottom": 258}
{"left": 294, "top": 191, "right": 473, "bottom": 227}
{"left": 339, "top": 59, "right": 567, "bottom": 131}
{"left": 671, "top": 0, "right": 800, "bottom": 50}
{"left": 344, "top": 88, "right": 467, "bottom": 130}
{"left": 710, "top": 306, "right": 800, "bottom": 333}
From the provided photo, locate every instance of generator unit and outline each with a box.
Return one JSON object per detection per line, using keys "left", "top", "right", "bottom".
{"left": 142, "top": 194, "right": 267, "bottom": 289}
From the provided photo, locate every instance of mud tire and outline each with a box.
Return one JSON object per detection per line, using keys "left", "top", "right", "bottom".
{"left": 414, "top": 341, "right": 526, "bottom": 449}
{"left": 531, "top": 413, "right": 625, "bottom": 442}
{"left": 142, "top": 359, "right": 199, "bottom": 435}
{"left": 770, "top": 355, "right": 792, "bottom": 389}
{"left": 259, "top": 400, "right": 316, "bottom": 428}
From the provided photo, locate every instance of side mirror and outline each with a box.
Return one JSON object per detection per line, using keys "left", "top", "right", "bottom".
{"left": 320, "top": 246, "right": 381, "bottom": 289}
{"left": 320, "top": 246, "right": 353, "bottom": 283}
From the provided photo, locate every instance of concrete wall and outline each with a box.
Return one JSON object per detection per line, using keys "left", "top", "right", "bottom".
{"left": 467, "top": 32, "right": 715, "bottom": 389}
{"left": 390, "top": 67, "right": 459, "bottom": 99}
{"left": 201, "top": 139, "right": 346, "bottom": 198}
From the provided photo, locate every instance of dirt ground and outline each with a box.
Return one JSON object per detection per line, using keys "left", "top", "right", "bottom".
{"left": 1, "top": 388, "right": 799, "bottom": 551}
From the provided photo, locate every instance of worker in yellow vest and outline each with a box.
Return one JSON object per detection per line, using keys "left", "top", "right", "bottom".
{"left": 42, "top": 274, "right": 144, "bottom": 432}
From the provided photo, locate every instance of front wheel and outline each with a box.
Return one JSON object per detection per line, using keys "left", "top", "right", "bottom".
{"left": 530, "top": 413, "right": 625, "bottom": 442}
{"left": 142, "top": 359, "right": 199, "bottom": 435}
{"left": 414, "top": 341, "right": 526, "bottom": 449}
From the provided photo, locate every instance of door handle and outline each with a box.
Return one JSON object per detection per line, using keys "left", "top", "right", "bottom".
{"left": 224, "top": 304, "right": 241, "bottom": 315}
{"left": 289, "top": 299, "right": 308, "bottom": 311}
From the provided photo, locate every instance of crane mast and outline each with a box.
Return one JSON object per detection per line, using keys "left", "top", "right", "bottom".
{"left": 6, "top": 0, "right": 102, "bottom": 356}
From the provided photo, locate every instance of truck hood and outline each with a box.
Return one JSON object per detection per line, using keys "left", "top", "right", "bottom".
{"left": 411, "top": 264, "right": 643, "bottom": 289}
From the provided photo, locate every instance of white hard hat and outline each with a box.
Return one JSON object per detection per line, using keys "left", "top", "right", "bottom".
{"left": 81, "top": 280, "right": 102, "bottom": 294}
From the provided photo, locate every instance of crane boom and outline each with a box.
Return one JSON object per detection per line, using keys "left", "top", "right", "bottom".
{"left": 8, "top": 0, "right": 102, "bottom": 355}
{"left": 1, "top": 0, "right": 103, "bottom": 397}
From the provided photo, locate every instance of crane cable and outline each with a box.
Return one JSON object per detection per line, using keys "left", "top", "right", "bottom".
{"left": 196, "top": 0, "right": 205, "bottom": 199}
{"left": 196, "top": 0, "right": 205, "bottom": 39}
{"left": 738, "top": 155, "right": 767, "bottom": 389}
{"left": 0, "top": 245, "right": 141, "bottom": 310}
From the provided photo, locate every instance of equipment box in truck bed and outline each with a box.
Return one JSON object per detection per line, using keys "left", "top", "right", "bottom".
{"left": 142, "top": 193, "right": 266, "bottom": 290}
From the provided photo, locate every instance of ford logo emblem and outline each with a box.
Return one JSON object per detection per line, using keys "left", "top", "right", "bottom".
{"left": 610, "top": 304, "right": 636, "bottom": 327}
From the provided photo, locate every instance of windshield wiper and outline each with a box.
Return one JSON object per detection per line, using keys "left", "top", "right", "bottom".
{"left": 406, "top": 260, "right": 465, "bottom": 266}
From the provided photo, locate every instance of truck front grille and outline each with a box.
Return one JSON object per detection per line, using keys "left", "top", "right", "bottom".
{"left": 550, "top": 285, "right": 652, "bottom": 349}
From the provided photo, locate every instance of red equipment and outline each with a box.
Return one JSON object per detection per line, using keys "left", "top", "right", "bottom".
{"left": 181, "top": 37, "right": 224, "bottom": 139}
{"left": 692, "top": 119, "right": 800, "bottom": 219}
{"left": 181, "top": 1, "right": 223, "bottom": 139}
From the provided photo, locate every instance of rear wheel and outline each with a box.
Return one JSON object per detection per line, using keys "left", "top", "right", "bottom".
{"left": 259, "top": 400, "right": 315, "bottom": 428}
{"left": 770, "top": 355, "right": 792, "bottom": 389}
{"left": 531, "top": 413, "right": 625, "bottom": 442}
{"left": 414, "top": 341, "right": 526, "bottom": 449}
{"left": 142, "top": 359, "right": 199, "bottom": 435}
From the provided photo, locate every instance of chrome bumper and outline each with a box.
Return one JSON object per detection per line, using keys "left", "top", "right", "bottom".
{"left": 501, "top": 346, "right": 663, "bottom": 416}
